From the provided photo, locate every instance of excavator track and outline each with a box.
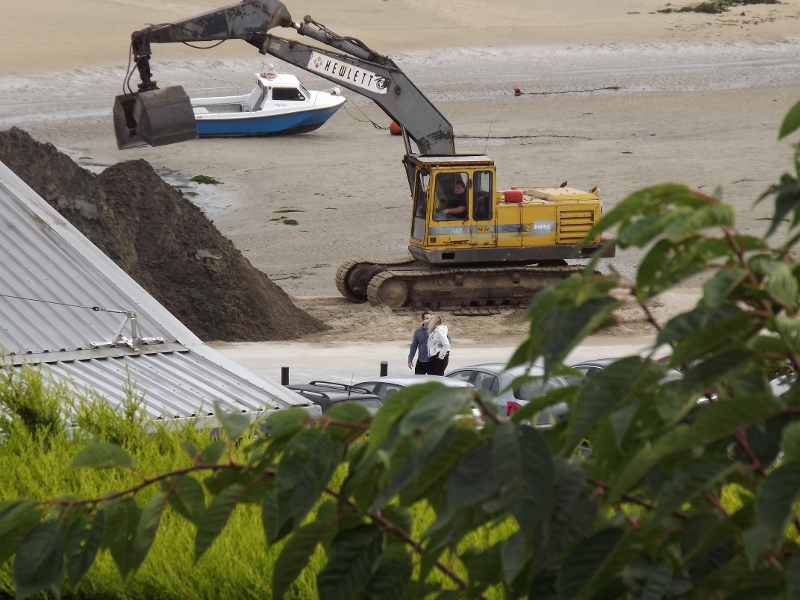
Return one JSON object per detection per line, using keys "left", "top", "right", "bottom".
{"left": 335, "top": 255, "right": 421, "bottom": 302}
{"left": 366, "top": 264, "right": 586, "bottom": 310}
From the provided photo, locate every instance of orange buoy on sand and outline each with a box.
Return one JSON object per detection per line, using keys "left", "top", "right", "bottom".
{"left": 389, "top": 121, "right": 402, "bottom": 135}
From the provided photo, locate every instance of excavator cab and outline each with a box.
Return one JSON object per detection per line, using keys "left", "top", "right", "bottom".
{"left": 408, "top": 156, "right": 498, "bottom": 263}
{"left": 406, "top": 154, "right": 608, "bottom": 267}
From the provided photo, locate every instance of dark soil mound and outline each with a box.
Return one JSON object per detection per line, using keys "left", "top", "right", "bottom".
{"left": 0, "top": 127, "right": 328, "bottom": 341}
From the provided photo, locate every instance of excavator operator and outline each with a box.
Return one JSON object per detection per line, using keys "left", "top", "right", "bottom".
{"left": 435, "top": 176, "right": 468, "bottom": 220}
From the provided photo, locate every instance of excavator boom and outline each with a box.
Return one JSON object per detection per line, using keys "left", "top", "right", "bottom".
{"left": 115, "top": 0, "right": 454, "bottom": 156}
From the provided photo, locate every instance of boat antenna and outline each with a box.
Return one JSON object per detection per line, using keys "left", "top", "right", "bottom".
{"left": 484, "top": 120, "right": 493, "bottom": 155}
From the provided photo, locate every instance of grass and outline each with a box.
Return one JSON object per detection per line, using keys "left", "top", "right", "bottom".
{"left": 190, "top": 175, "right": 222, "bottom": 185}
{"left": 658, "top": 0, "right": 778, "bottom": 13}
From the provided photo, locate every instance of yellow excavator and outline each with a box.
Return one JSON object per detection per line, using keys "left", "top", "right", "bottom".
{"left": 113, "top": 0, "right": 614, "bottom": 310}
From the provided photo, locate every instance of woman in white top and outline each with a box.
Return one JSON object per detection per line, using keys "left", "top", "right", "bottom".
{"left": 426, "top": 315, "right": 451, "bottom": 376}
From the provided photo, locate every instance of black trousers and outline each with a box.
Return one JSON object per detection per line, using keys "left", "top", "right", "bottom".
{"left": 428, "top": 353, "right": 449, "bottom": 376}
{"left": 414, "top": 360, "right": 429, "bottom": 374}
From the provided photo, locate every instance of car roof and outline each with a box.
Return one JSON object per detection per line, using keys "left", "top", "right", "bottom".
{"left": 448, "top": 363, "right": 547, "bottom": 376}
{"left": 357, "top": 375, "right": 473, "bottom": 388}
{"left": 570, "top": 357, "right": 620, "bottom": 368}
{"left": 285, "top": 381, "right": 379, "bottom": 401}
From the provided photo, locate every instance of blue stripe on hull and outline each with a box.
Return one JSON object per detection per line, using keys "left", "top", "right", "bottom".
{"left": 196, "top": 105, "right": 343, "bottom": 137}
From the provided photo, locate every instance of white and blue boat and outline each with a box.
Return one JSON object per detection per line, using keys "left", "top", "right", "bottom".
{"left": 190, "top": 69, "right": 346, "bottom": 137}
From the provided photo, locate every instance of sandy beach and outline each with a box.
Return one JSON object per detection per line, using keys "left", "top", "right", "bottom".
{"left": 2, "top": 0, "right": 800, "bottom": 358}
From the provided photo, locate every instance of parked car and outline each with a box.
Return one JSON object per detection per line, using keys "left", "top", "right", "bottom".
{"left": 445, "top": 363, "right": 570, "bottom": 423}
{"left": 355, "top": 375, "right": 480, "bottom": 426}
{"left": 354, "top": 375, "right": 473, "bottom": 402}
{"left": 284, "top": 381, "right": 383, "bottom": 414}
{"left": 569, "top": 357, "right": 714, "bottom": 405}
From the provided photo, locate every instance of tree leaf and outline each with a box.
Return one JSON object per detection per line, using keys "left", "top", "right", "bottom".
{"left": 756, "top": 460, "right": 800, "bottom": 537}
{"left": 779, "top": 99, "right": 800, "bottom": 140}
{"left": 680, "top": 349, "right": 754, "bottom": 398}
{"left": 767, "top": 262, "right": 799, "bottom": 309}
{"left": 609, "top": 425, "right": 691, "bottom": 500}
{"left": 364, "top": 384, "right": 429, "bottom": 463}
{"left": 379, "top": 505, "right": 412, "bottom": 547}
{"left": 502, "top": 530, "right": 529, "bottom": 586}
{"left": 447, "top": 445, "right": 497, "bottom": 511}
{"left": 419, "top": 527, "right": 452, "bottom": 583}
{"left": 133, "top": 492, "right": 167, "bottom": 573}
{"left": 102, "top": 496, "right": 141, "bottom": 580}
{"left": 782, "top": 422, "right": 800, "bottom": 463}
{"left": 261, "top": 407, "right": 311, "bottom": 440}
{"left": 788, "top": 545, "right": 800, "bottom": 600}
{"left": 759, "top": 174, "right": 800, "bottom": 238}
{"left": 0, "top": 500, "right": 43, "bottom": 566}
{"left": 198, "top": 440, "right": 227, "bottom": 465}
{"left": 194, "top": 483, "right": 245, "bottom": 562}
{"left": 734, "top": 413, "right": 790, "bottom": 468}
{"left": 65, "top": 509, "right": 104, "bottom": 587}
{"left": 68, "top": 443, "right": 134, "bottom": 470}
{"left": 272, "top": 502, "right": 336, "bottom": 599}
{"left": 325, "top": 401, "right": 371, "bottom": 424}
{"left": 657, "top": 304, "right": 742, "bottom": 349}
{"left": 637, "top": 238, "right": 712, "bottom": 298}
{"left": 163, "top": 475, "right": 206, "bottom": 524}
{"left": 510, "top": 384, "right": 580, "bottom": 426}
{"left": 677, "top": 393, "right": 784, "bottom": 452}
{"left": 273, "top": 428, "right": 341, "bottom": 542}
{"left": 663, "top": 203, "right": 735, "bottom": 242}
{"left": 363, "top": 555, "right": 413, "bottom": 600}
{"left": 317, "top": 524, "right": 384, "bottom": 600}
{"left": 493, "top": 423, "right": 554, "bottom": 536}
{"left": 464, "top": 542, "right": 503, "bottom": 594}
{"left": 540, "top": 459, "right": 595, "bottom": 559}
{"left": 558, "top": 528, "right": 625, "bottom": 600}
{"left": 623, "top": 557, "right": 673, "bottom": 600}
{"left": 400, "top": 427, "right": 481, "bottom": 506}
{"left": 13, "top": 519, "right": 63, "bottom": 600}
{"left": 214, "top": 401, "right": 251, "bottom": 441}
{"left": 655, "top": 459, "right": 736, "bottom": 520}
{"left": 539, "top": 297, "right": 620, "bottom": 375}
{"left": 742, "top": 524, "right": 774, "bottom": 569}
{"left": 665, "top": 311, "right": 753, "bottom": 366}
{"left": 702, "top": 268, "right": 746, "bottom": 309}
{"left": 564, "top": 356, "right": 660, "bottom": 450}
{"left": 399, "top": 388, "right": 473, "bottom": 461}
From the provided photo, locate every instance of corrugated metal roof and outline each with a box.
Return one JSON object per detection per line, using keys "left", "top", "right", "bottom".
{"left": 0, "top": 159, "right": 315, "bottom": 417}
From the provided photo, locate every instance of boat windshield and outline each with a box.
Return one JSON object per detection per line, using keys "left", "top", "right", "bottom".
{"left": 272, "top": 87, "right": 306, "bottom": 101}
{"left": 300, "top": 84, "right": 310, "bottom": 98}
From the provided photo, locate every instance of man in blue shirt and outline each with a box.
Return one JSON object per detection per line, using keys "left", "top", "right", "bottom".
{"left": 408, "top": 311, "right": 432, "bottom": 374}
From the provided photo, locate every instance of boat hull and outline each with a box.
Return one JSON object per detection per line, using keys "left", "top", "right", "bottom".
{"left": 195, "top": 104, "right": 344, "bottom": 137}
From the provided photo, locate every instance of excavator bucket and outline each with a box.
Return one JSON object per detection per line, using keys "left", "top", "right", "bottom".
{"left": 113, "top": 86, "right": 197, "bottom": 149}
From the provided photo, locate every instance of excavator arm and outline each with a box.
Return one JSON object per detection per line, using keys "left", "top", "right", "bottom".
{"left": 115, "top": 0, "right": 455, "bottom": 156}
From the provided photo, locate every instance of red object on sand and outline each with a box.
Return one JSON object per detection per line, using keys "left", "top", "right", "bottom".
{"left": 514, "top": 87, "right": 521, "bottom": 96}
{"left": 389, "top": 121, "right": 402, "bottom": 135}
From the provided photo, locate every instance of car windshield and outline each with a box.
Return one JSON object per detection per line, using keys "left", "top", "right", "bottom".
{"left": 356, "top": 399, "right": 383, "bottom": 414}
{"left": 513, "top": 377, "right": 564, "bottom": 401}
